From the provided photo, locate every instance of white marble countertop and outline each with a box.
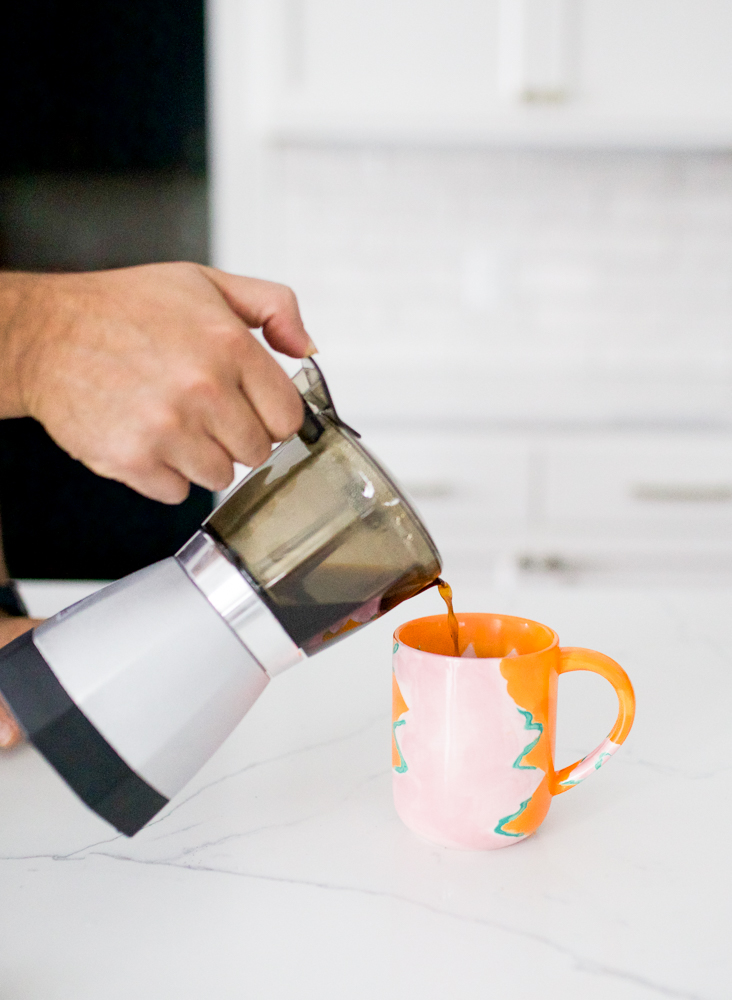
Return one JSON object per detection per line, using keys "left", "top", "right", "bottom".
{"left": 0, "top": 575, "right": 728, "bottom": 1000}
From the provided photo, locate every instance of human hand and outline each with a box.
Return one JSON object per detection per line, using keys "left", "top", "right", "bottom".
{"left": 0, "top": 617, "right": 43, "bottom": 749}
{"left": 1, "top": 263, "right": 316, "bottom": 503}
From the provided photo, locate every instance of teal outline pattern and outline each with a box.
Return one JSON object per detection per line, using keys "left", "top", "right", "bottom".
{"left": 393, "top": 719, "right": 408, "bottom": 772}
{"left": 393, "top": 642, "right": 399, "bottom": 654}
{"left": 560, "top": 747, "right": 614, "bottom": 787}
{"left": 495, "top": 798, "right": 531, "bottom": 837}
{"left": 512, "top": 708, "right": 543, "bottom": 770}
{"left": 494, "top": 708, "right": 543, "bottom": 836}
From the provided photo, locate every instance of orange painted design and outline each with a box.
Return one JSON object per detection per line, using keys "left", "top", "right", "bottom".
{"left": 392, "top": 672, "right": 409, "bottom": 768}
{"left": 550, "top": 647, "right": 636, "bottom": 795}
{"left": 499, "top": 646, "right": 555, "bottom": 779}
{"left": 501, "top": 776, "right": 552, "bottom": 836}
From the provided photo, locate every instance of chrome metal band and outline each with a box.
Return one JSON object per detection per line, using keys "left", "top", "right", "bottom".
{"left": 176, "top": 531, "right": 306, "bottom": 677}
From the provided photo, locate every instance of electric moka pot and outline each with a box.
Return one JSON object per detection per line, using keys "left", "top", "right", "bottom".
{"left": 0, "top": 361, "right": 441, "bottom": 836}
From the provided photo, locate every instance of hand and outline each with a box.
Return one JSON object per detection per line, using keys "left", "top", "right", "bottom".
{"left": 0, "top": 617, "right": 43, "bottom": 749}
{"left": 0, "top": 263, "right": 316, "bottom": 503}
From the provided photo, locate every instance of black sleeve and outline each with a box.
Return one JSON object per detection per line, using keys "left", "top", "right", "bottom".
{"left": 0, "top": 417, "right": 213, "bottom": 580}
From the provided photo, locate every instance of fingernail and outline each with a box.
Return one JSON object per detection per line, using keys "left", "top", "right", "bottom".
{"left": 303, "top": 336, "right": 318, "bottom": 358}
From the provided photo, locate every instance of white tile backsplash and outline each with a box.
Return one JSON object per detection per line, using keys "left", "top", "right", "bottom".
{"left": 260, "top": 145, "right": 732, "bottom": 424}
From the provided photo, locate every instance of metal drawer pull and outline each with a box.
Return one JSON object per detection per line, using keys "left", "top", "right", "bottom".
{"left": 631, "top": 484, "right": 732, "bottom": 503}
{"left": 519, "top": 554, "right": 573, "bottom": 573}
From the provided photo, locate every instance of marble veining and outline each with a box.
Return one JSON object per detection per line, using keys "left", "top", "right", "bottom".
{"left": 1, "top": 580, "right": 730, "bottom": 999}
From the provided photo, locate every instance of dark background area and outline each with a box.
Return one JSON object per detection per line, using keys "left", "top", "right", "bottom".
{"left": 0, "top": 0, "right": 209, "bottom": 271}
{"left": 0, "top": 0, "right": 213, "bottom": 580}
{"left": 1, "top": 0, "right": 206, "bottom": 175}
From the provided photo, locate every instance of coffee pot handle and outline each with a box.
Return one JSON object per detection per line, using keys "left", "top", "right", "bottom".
{"left": 550, "top": 648, "right": 636, "bottom": 795}
{"left": 293, "top": 358, "right": 361, "bottom": 441}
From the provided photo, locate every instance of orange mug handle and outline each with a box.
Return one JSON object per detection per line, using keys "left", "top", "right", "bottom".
{"left": 550, "top": 648, "right": 636, "bottom": 796}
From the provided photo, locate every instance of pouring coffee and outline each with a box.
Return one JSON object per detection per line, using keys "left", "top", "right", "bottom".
{"left": 0, "top": 360, "right": 442, "bottom": 836}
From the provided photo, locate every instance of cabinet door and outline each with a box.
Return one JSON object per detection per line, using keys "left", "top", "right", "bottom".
{"left": 267, "top": 0, "right": 732, "bottom": 144}
{"left": 580, "top": 0, "right": 732, "bottom": 125}
{"left": 274, "top": 0, "right": 499, "bottom": 130}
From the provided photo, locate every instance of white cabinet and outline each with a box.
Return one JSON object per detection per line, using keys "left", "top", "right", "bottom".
{"left": 358, "top": 427, "right": 732, "bottom": 572}
{"left": 281, "top": 0, "right": 732, "bottom": 144}
{"left": 208, "top": 0, "right": 732, "bottom": 272}
{"left": 224, "top": 428, "right": 732, "bottom": 577}
{"left": 542, "top": 434, "right": 732, "bottom": 542}
{"left": 210, "top": 0, "right": 732, "bottom": 149}
{"left": 365, "top": 428, "right": 532, "bottom": 561}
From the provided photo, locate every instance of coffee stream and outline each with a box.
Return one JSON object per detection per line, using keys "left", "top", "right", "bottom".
{"left": 436, "top": 578, "right": 460, "bottom": 656}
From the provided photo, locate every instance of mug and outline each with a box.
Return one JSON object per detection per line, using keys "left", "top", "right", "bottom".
{"left": 391, "top": 613, "right": 635, "bottom": 850}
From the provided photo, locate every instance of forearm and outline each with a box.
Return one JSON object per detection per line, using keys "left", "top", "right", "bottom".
{"left": 0, "top": 271, "right": 48, "bottom": 419}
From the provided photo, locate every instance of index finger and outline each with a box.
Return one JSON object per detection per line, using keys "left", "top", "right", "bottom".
{"left": 202, "top": 268, "right": 317, "bottom": 359}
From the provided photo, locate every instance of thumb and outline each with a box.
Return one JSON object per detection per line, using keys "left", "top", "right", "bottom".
{"left": 203, "top": 267, "right": 317, "bottom": 359}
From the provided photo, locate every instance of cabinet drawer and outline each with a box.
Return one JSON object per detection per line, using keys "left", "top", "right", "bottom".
{"left": 365, "top": 428, "right": 531, "bottom": 549}
{"left": 543, "top": 435, "right": 732, "bottom": 538}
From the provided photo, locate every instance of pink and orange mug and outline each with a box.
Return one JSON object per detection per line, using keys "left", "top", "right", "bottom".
{"left": 392, "top": 613, "right": 635, "bottom": 850}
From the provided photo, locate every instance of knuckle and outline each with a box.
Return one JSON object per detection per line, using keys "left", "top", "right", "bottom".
{"left": 108, "top": 436, "right": 154, "bottom": 477}
{"left": 276, "top": 283, "right": 299, "bottom": 311}
{"left": 178, "top": 366, "right": 220, "bottom": 402}
{"left": 148, "top": 405, "right": 182, "bottom": 439}
{"left": 212, "top": 322, "right": 242, "bottom": 347}
{"left": 203, "top": 313, "right": 244, "bottom": 344}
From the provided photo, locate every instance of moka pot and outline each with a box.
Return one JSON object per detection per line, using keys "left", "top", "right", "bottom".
{"left": 0, "top": 361, "right": 441, "bottom": 835}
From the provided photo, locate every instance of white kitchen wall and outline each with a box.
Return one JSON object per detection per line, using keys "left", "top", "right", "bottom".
{"left": 260, "top": 145, "right": 732, "bottom": 428}
{"left": 208, "top": 3, "right": 732, "bottom": 582}
{"left": 237, "top": 144, "right": 732, "bottom": 582}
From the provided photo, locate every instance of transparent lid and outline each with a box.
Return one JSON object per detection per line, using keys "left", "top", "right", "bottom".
{"left": 206, "top": 362, "right": 441, "bottom": 655}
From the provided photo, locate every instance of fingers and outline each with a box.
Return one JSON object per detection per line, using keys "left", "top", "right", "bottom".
{"left": 117, "top": 466, "right": 193, "bottom": 506}
{"left": 201, "top": 399, "right": 275, "bottom": 474}
{"left": 29, "top": 264, "right": 316, "bottom": 504}
{"left": 84, "top": 348, "right": 296, "bottom": 501}
{"left": 180, "top": 311, "right": 306, "bottom": 455}
{"left": 159, "top": 444, "right": 234, "bottom": 498}
{"left": 203, "top": 268, "right": 317, "bottom": 359}
{"left": 88, "top": 452, "right": 193, "bottom": 506}
{"left": 237, "top": 335, "right": 307, "bottom": 443}
{"left": 157, "top": 337, "right": 296, "bottom": 479}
